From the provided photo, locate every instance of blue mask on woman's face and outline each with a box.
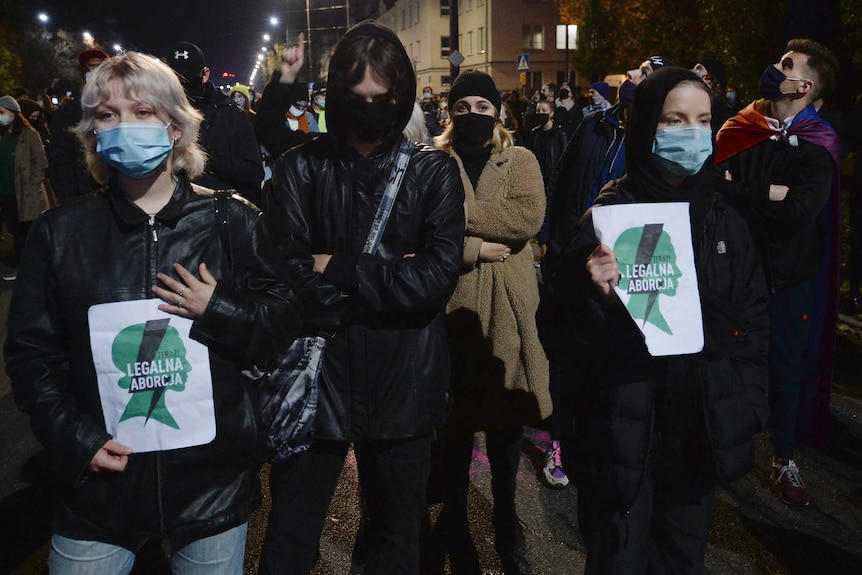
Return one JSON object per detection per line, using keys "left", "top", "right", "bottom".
{"left": 96, "top": 123, "right": 173, "bottom": 179}
{"left": 652, "top": 125, "right": 713, "bottom": 177}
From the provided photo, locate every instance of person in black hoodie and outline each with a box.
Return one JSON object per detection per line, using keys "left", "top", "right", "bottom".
{"left": 258, "top": 21, "right": 465, "bottom": 575}
{"left": 167, "top": 42, "right": 264, "bottom": 206}
{"left": 549, "top": 67, "right": 769, "bottom": 574}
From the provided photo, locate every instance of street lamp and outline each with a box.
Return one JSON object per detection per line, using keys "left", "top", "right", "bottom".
{"left": 270, "top": 16, "right": 287, "bottom": 44}
{"left": 37, "top": 12, "right": 49, "bottom": 24}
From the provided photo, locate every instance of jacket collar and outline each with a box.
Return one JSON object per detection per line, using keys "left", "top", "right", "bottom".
{"left": 107, "top": 173, "right": 190, "bottom": 226}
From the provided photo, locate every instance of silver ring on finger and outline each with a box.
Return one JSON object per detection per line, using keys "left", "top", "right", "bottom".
{"left": 179, "top": 287, "right": 185, "bottom": 297}
{"left": 177, "top": 296, "right": 185, "bottom": 308}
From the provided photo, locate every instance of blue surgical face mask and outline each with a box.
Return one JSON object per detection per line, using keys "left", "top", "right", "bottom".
{"left": 96, "top": 123, "right": 173, "bottom": 179}
{"left": 232, "top": 96, "right": 246, "bottom": 108}
{"left": 652, "top": 125, "right": 713, "bottom": 177}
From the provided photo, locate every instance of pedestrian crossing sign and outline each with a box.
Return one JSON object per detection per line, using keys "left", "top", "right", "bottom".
{"left": 517, "top": 53, "right": 530, "bottom": 72}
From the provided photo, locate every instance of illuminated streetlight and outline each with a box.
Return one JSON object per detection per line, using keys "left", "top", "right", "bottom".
{"left": 269, "top": 16, "right": 278, "bottom": 26}
{"left": 263, "top": 34, "right": 270, "bottom": 41}
{"left": 82, "top": 31, "right": 93, "bottom": 42}
{"left": 37, "top": 12, "right": 49, "bottom": 23}
{"left": 261, "top": 47, "right": 267, "bottom": 52}
{"left": 113, "top": 44, "right": 122, "bottom": 53}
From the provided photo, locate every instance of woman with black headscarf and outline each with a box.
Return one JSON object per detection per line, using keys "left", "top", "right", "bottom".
{"left": 550, "top": 67, "right": 769, "bottom": 573}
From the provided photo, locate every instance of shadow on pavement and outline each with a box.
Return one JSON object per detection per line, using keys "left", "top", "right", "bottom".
{"left": 737, "top": 512, "right": 862, "bottom": 575}
{"left": 0, "top": 451, "right": 52, "bottom": 574}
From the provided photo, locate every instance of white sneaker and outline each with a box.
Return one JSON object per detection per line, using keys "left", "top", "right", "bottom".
{"left": 540, "top": 440, "right": 569, "bottom": 489}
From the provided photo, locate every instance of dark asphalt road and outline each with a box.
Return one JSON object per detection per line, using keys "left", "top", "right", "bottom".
{"left": 1, "top": 273, "right": 861, "bottom": 575}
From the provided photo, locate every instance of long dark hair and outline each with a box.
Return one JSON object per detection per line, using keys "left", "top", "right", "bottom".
{"left": 326, "top": 20, "right": 415, "bottom": 142}
{"left": 0, "top": 111, "right": 32, "bottom": 136}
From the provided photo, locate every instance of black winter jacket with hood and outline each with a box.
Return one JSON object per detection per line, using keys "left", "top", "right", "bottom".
{"left": 549, "top": 68, "right": 769, "bottom": 511}
{"left": 265, "top": 21, "right": 466, "bottom": 441}
{"left": 5, "top": 176, "right": 301, "bottom": 552}
{"left": 188, "top": 81, "right": 264, "bottom": 206}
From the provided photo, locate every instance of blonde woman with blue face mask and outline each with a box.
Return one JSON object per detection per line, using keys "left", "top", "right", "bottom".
{"left": 4, "top": 51, "right": 301, "bottom": 575}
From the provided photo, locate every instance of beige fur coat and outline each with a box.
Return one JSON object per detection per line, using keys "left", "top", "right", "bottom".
{"left": 445, "top": 146, "right": 551, "bottom": 435}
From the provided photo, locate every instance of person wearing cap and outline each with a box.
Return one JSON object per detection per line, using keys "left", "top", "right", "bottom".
{"left": 431, "top": 69, "right": 549, "bottom": 575}
{"left": 228, "top": 83, "right": 256, "bottom": 128}
{"left": 309, "top": 81, "right": 327, "bottom": 132}
{"left": 0, "top": 96, "right": 49, "bottom": 280}
{"left": 639, "top": 54, "right": 678, "bottom": 78}
{"left": 285, "top": 82, "right": 319, "bottom": 134}
{"left": 47, "top": 48, "right": 110, "bottom": 204}
{"left": 582, "top": 81, "right": 612, "bottom": 116}
{"left": 692, "top": 57, "right": 731, "bottom": 135}
{"left": 167, "top": 41, "right": 264, "bottom": 206}
{"left": 259, "top": 21, "right": 465, "bottom": 575}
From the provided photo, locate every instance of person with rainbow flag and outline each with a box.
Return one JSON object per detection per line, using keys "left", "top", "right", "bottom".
{"left": 715, "top": 38, "right": 841, "bottom": 508}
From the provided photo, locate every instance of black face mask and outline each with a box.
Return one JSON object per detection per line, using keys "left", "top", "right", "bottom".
{"left": 558, "top": 89, "right": 570, "bottom": 100}
{"left": 452, "top": 113, "right": 496, "bottom": 146}
{"left": 535, "top": 113, "right": 551, "bottom": 126}
{"left": 758, "top": 65, "right": 793, "bottom": 100}
{"left": 339, "top": 100, "right": 398, "bottom": 142}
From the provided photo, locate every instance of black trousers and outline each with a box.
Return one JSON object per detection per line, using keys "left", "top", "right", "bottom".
{"left": 577, "top": 451, "right": 715, "bottom": 575}
{"left": 432, "top": 427, "right": 526, "bottom": 574}
{"left": 767, "top": 279, "right": 815, "bottom": 460}
{"left": 0, "top": 194, "right": 22, "bottom": 266}
{"left": 259, "top": 434, "right": 433, "bottom": 575}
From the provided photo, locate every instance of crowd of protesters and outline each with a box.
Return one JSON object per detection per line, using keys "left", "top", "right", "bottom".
{"left": 1, "top": 18, "right": 856, "bottom": 575}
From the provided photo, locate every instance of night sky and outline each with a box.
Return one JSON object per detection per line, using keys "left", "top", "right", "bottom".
{"left": 30, "top": 0, "right": 298, "bottom": 86}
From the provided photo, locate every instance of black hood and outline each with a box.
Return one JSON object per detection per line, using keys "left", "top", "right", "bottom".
{"left": 624, "top": 66, "right": 715, "bottom": 203}
{"left": 326, "top": 20, "right": 416, "bottom": 146}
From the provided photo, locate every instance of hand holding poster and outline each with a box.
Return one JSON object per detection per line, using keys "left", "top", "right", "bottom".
{"left": 592, "top": 202, "right": 704, "bottom": 356}
{"left": 89, "top": 299, "right": 216, "bottom": 452}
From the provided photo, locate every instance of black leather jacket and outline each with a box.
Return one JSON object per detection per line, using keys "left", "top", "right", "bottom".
{"left": 266, "top": 135, "right": 465, "bottom": 441}
{"left": 5, "top": 176, "right": 301, "bottom": 552}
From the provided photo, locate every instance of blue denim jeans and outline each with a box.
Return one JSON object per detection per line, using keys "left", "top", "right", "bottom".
{"left": 48, "top": 523, "right": 248, "bottom": 575}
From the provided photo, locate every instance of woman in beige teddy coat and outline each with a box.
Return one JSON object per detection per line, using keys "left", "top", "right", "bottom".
{"left": 430, "top": 70, "right": 550, "bottom": 575}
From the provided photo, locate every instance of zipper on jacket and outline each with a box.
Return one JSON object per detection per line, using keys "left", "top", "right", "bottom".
{"left": 147, "top": 215, "right": 159, "bottom": 289}
{"left": 148, "top": 215, "right": 158, "bottom": 243}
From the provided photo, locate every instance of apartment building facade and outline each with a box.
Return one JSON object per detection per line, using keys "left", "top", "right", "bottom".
{"left": 377, "top": 0, "right": 577, "bottom": 97}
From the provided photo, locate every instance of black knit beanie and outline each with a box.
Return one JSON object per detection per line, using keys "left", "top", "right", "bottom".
{"left": 448, "top": 69, "right": 501, "bottom": 112}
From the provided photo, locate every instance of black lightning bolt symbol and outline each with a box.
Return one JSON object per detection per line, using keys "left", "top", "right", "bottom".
{"left": 632, "top": 223, "right": 664, "bottom": 328}
{"left": 134, "top": 318, "right": 171, "bottom": 424}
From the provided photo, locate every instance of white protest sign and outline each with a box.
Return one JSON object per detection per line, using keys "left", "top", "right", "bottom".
{"left": 592, "top": 202, "right": 704, "bottom": 356}
{"left": 89, "top": 299, "right": 216, "bottom": 452}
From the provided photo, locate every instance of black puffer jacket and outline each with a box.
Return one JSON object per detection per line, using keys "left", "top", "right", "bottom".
{"left": 552, "top": 182, "right": 769, "bottom": 510}
{"left": 5, "top": 176, "right": 301, "bottom": 552}
{"left": 267, "top": 135, "right": 465, "bottom": 441}
{"left": 189, "top": 82, "right": 265, "bottom": 206}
